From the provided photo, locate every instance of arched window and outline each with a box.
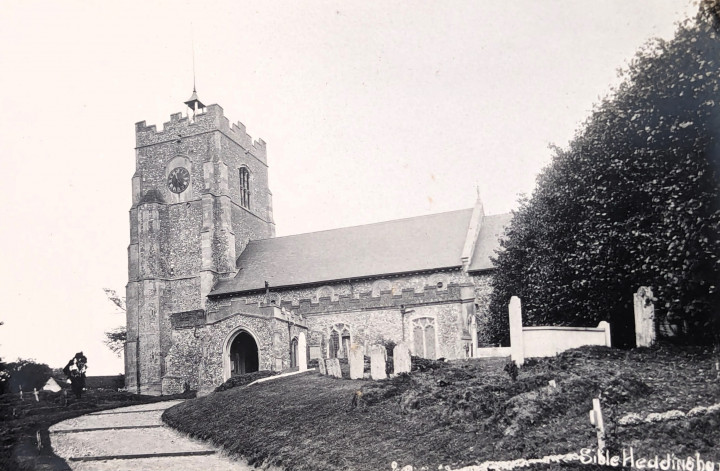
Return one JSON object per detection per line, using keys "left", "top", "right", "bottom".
{"left": 328, "top": 323, "right": 352, "bottom": 359}
{"left": 329, "top": 330, "right": 340, "bottom": 359}
{"left": 239, "top": 167, "right": 250, "bottom": 209}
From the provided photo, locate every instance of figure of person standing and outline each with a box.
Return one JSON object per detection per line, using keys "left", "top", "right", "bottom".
{"left": 62, "top": 352, "right": 88, "bottom": 399}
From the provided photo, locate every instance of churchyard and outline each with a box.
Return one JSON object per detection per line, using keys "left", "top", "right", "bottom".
{"left": 162, "top": 344, "right": 720, "bottom": 471}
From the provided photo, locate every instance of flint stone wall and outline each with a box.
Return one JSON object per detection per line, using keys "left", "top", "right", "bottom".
{"left": 163, "top": 312, "right": 293, "bottom": 395}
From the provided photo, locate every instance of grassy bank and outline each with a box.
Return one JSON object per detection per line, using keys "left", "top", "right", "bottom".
{"left": 163, "top": 346, "right": 720, "bottom": 471}
{"left": 0, "top": 387, "right": 194, "bottom": 470}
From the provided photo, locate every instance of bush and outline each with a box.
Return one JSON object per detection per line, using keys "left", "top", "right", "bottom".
{"left": 488, "top": 12, "right": 720, "bottom": 347}
{"left": 6, "top": 359, "right": 52, "bottom": 392}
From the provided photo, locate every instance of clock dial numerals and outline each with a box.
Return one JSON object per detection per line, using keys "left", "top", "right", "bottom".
{"left": 167, "top": 167, "right": 190, "bottom": 194}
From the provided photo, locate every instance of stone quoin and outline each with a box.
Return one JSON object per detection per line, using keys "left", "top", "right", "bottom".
{"left": 126, "top": 93, "right": 512, "bottom": 395}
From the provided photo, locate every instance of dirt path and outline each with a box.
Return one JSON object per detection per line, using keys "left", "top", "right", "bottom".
{"left": 49, "top": 400, "right": 256, "bottom": 470}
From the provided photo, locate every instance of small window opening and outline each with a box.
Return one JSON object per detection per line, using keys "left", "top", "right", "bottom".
{"left": 239, "top": 167, "right": 250, "bottom": 209}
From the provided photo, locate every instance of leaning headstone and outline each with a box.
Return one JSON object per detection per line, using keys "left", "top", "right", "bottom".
{"left": 349, "top": 344, "right": 364, "bottom": 380}
{"left": 326, "top": 358, "right": 342, "bottom": 378}
{"left": 370, "top": 345, "right": 387, "bottom": 380}
{"left": 298, "top": 332, "right": 307, "bottom": 372}
{"left": 33, "top": 388, "right": 39, "bottom": 402}
{"left": 393, "top": 342, "right": 411, "bottom": 374}
{"left": 634, "top": 286, "right": 656, "bottom": 348}
{"left": 318, "top": 358, "right": 327, "bottom": 375}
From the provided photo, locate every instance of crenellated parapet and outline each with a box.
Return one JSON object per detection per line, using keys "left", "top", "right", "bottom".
{"left": 135, "top": 104, "right": 267, "bottom": 163}
{"left": 209, "top": 282, "right": 476, "bottom": 318}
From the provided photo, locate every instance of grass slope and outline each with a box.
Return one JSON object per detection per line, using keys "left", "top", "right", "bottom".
{"left": 162, "top": 346, "right": 720, "bottom": 471}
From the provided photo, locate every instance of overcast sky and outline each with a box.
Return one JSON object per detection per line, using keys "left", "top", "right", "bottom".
{"left": 0, "top": 1, "right": 698, "bottom": 375}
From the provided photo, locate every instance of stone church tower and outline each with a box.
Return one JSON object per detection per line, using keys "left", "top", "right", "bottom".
{"left": 125, "top": 93, "right": 275, "bottom": 394}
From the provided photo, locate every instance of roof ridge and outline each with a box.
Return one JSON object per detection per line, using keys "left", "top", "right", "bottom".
{"left": 249, "top": 207, "right": 486, "bottom": 243}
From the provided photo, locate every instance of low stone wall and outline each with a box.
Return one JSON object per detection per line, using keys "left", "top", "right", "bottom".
{"left": 521, "top": 324, "right": 611, "bottom": 359}
{"left": 475, "top": 346, "right": 511, "bottom": 358}
{"left": 474, "top": 296, "right": 612, "bottom": 365}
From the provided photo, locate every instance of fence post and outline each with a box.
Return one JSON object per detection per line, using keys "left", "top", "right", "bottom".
{"left": 509, "top": 296, "right": 524, "bottom": 366}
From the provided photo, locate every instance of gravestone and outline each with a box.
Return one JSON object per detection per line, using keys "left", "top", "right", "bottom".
{"left": 393, "top": 342, "right": 411, "bottom": 374}
{"left": 370, "top": 345, "right": 387, "bottom": 380}
{"left": 509, "top": 296, "right": 525, "bottom": 366}
{"left": 634, "top": 286, "right": 656, "bottom": 348}
{"left": 318, "top": 358, "right": 327, "bottom": 375}
{"left": 589, "top": 397, "right": 606, "bottom": 454}
{"left": 298, "top": 332, "right": 307, "bottom": 372}
{"left": 349, "top": 344, "right": 364, "bottom": 380}
{"left": 326, "top": 358, "right": 342, "bottom": 378}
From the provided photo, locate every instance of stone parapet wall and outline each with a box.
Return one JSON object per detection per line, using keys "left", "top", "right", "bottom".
{"left": 135, "top": 105, "right": 267, "bottom": 164}
{"left": 235, "top": 271, "right": 468, "bottom": 306}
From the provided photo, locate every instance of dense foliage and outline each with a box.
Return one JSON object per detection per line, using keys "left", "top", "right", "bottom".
{"left": 488, "top": 10, "right": 720, "bottom": 347}
{"left": 5, "top": 359, "right": 53, "bottom": 392}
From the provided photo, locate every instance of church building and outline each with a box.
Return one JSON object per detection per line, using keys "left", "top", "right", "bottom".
{"left": 125, "top": 94, "right": 511, "bottom": 395}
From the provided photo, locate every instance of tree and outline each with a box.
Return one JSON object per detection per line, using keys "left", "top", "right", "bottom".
{"left": 488, "top": 8, "right": 720, "bottom": 347}
{"left": 103, "top": 288, "right": 127, "bottom": 356}
{"left": 6, "top": 359, "right": 53, "bottom": 392}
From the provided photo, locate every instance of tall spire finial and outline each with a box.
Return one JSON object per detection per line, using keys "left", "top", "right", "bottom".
{"left": 192, "top": 25, "right": 196, "bottom": 92}
{"left": 185, "top": 25, "right": 204, "bottom": 118}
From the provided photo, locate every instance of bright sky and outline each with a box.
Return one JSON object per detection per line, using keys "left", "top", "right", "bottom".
{"left": 0, "top": 1, "right": 698, "bottom": 374}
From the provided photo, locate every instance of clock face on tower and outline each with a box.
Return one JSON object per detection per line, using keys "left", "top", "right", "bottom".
{"left": 167, "top": 167, "right": 190, "bottom": 194}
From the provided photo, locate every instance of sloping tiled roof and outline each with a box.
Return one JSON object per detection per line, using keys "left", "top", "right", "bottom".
{"left": 210, "top": 208, "right": 511, "bottom": 296}
{"left": 467, "top": 213, "right": 513, "bottom": 272}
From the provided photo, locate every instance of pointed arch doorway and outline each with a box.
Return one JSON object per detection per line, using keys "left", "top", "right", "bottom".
{"left": 229, "top": 330, "right": 259, "bottom": 376}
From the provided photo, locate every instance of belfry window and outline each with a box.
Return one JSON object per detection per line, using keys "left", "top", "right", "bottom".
{"left": 239, "top": 167, "right": 250, "bottom": 209}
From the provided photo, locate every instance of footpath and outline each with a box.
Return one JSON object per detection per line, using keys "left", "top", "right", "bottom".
{"left": 49, "top": 400, "right": 255, "bottom": 471}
